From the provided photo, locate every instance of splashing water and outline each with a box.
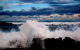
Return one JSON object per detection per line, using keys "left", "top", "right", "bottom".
{"left": 0, "top": 20, "right": 80, "bottom": 48}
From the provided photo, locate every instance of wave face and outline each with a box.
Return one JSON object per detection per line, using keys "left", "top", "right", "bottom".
{"left": 0, "top": 20, "right": 80, "bottom": 49}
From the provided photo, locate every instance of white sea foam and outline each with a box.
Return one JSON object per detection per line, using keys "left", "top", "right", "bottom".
{"left": 0, "top": 20, "right": 80, "bottom": 48}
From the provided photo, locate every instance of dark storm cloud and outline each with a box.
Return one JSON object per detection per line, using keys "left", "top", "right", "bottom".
{"left": 19, "top": 0, "right": 76, "bottom": 3}
{"left": 19, "top": 0, "right": 43, "bottom": 3}
{"left": 1, "top": 0, "right": 80, "bottom": 14}
{"left": 19, "top": 0, "right": 80, "bottom": 8}
{"left": 0, "top": 6, "right": 3, "bottom": 10}
{"left": 74, "top": 0, "right": 80, "bottom": 1}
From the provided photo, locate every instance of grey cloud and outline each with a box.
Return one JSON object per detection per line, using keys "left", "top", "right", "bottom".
{"left": 0, "top": 6, "right": 3, "bottom": 10}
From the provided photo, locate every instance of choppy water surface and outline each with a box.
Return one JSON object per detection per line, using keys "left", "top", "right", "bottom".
{"left": 0, "top": 20, "right": 80, "bottom": 48}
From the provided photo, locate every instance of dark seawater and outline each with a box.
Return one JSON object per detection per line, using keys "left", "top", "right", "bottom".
{"left": 0, "top": 22, "right": 20, "bottom": 32}
{"left": 47, "top": 24, "right": 80, "bottom": 32}
{"left": 39, "top": 19, "right": 80, "bottom": 22}
{"left": 0, "top": 22, "right": 80, "bottom": 33}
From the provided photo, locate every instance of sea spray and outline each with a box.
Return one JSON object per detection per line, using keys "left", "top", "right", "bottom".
{"left": 25, "top": 20, "right": 80, "bottom": 41}
{"left": 20, "top": 20, "right": 80, "bottom": 49}
{"left": 0, "top": 20, "right": 36, "bottom": 48}
{"left": 0, "top": 31, "right": 28, "bottom": 48}
{"left": 30, "top": 21, "right": 80, "bottom": 41}
{"left": 0, "top": 20, "right": 80, "bottom": 49}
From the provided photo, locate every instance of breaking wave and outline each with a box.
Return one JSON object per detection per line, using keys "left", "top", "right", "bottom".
{"left": 0, "top": 20, "right": 80, "bottom": 49}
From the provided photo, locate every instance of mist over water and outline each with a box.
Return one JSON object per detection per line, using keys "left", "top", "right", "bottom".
{"left": 0, "top": 20, "right": 80, "bottom": 49}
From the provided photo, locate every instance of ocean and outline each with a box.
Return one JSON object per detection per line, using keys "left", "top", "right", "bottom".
{"left": 38, "top": 18, "right": 80, "bottom": 22}
{"left": 0, "top": 20, "right": 80, "bottom": 49}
